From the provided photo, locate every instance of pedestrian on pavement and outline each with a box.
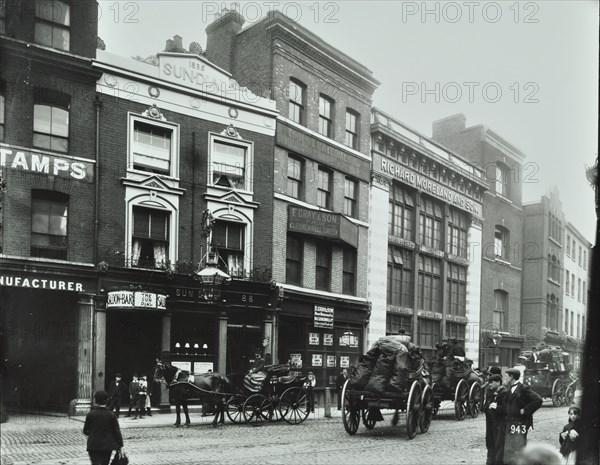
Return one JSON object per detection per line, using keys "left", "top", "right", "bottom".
{"left": 125, "top": 374, "right": 136, "bottom": 418}
{"left": 141, "top": 374, "right": 153, "bottom": 417}
{"left": 127, "top": 374, "right": 144, "bottom": 419}
{"left": 83, "top": 390, "right": 124, "bottom": 465}
{"left": 503, "top": 367, "right": 543, "bottom": 465}
{"left": 306, "top": 371, "right": 316, "bottom": 413}
{"left": 559, "top": 405, "right": 581, "bottom": 465}
{"left": 137, "top": 374, "right": 148, "bottom": 419}
{"left": 336, "top": 369, "right": 348, "bottom": 410}
{"left": 107, "top": 373, "right": 126, "bottom": 418}
{"left": 484, "top": 373, "right": 507, "bottom": 465}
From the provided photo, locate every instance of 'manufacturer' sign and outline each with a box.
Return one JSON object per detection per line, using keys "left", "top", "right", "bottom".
{"left": 314, "top": 305, "right": 334, "bottom": 329}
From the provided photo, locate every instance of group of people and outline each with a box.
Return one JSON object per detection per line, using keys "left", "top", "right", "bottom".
{"left": 106, "top": 373, "right": 153, "bottom": 420}
{"left": 483, "top": 366, "right": 580, "bottom": 465}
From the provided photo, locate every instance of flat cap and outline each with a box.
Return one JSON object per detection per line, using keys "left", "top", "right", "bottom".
{"left": 489, "top": 374, "right": 503, "bottom": 383}
{"left": 506, "top": 368, "right": 521, "bottom": 380}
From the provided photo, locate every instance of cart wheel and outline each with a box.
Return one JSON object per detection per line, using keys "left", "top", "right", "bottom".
{"left": 362, "top": 409, "right": 376, "bottom": 429}
{"left": 225, "top": 395, "right": 245, "bottom": 424}
{"left": 406, "top": 380, "right": 422, "bottom": 439}
{"left": 552, "top": 379, "right": 563, "bottom": 407}
{"left": 243, "top": 393, "right": 273, "bottom": 426}
{"left": 270, "top": 397, "right": 284, "bottom": 422}
{"left": 279, "top": 387, "right": 310, "bottom": 425}
{"left": 419, "top": 385, "right": 434, "bottom": 434}
{"left": 341, "top": 380, "right": 360, "bottom": 435}
{"left": 454, "top": 379, "right": 468, "bottom": 421}
{"left": 563, "top": 386, "right": 575, "bottom": 406}
{"left": 469, "top": 382, "right": 482, "bottom": 418}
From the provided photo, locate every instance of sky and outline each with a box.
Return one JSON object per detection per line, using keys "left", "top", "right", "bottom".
{"left": 98, "top": 0, "right": 599, "bottom": 243}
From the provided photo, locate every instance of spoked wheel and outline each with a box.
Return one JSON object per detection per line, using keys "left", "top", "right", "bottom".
{"left": 419, "top": 385, "right": 434, "bottom": 434}
{"left": 279, "top": 387, "right": 310, "bottom": 425}
{"left": 552, "top": 379, "right": 563, "bottom": 407}
{"left": 406, "top": 380, "right": 422, "bottom": 439}
{"left": 243, "top": 393, "right": 273, "bottom": 426}
{"left": 468, "top": 382, "right": 482, "bottom": 418}
{"left": 362, "top": 409, "right": 376, "bottom": 429}
{"left": 225, "top": 395, "right": 245, "bottom": 424}
{"left": 563, "top": 386, "right": 575, "bottom": 406}
{"left": 270, "top": 397, "right": 284, "bottom": 422}
{"left": 341, "top": 380, "right": 360, "bottom": 435}
{"left": 454, "top": 379, "right": 469, "bottom": 421}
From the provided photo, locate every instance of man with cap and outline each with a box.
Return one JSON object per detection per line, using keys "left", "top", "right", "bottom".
{"left": 107, "top": 373, "right": 126, "bottom": 418}
{"left": 503, "top": 367, "right": 543, "bottom": 465}
{"left": 484, "top": 373, "right": 508, "bottom": 465}
{"left": 447, "top": 337, "right": 466, "bottom": 358}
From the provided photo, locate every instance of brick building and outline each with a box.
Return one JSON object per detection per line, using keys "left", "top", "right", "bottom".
{"left": 432, "top": 114, "right": 526, "bottom": 369}
{"left": 205, "top": 10, "right": 379, "bottom": 391}
{"left": 0, "top": 0, "right": 102, "bottom": 413}
{"left": 370, "top": 109, "right": 487, "bottom": 365}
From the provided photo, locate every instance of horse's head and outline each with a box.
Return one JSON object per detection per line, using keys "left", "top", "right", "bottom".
{"left": 154, "top": 360, "right": 176, "bottom": 386}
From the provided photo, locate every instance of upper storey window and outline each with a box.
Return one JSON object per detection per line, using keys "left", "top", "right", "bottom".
{"left": 318, "top": 95, "right": 333, "bottom": 138}
{"left": 35, "top": 0, "right": 70, "bottom": 51}
{"left": 288, "top": 79, "right": 305, "bottom": 125}
{"left": 495, "top": 163, "right": 509, "bottom": 197}
{"left": 33, "top": 89, "right": 70, "bottom": 153}
{"left": 129, "top": 115, "right": 179, "bottom": 177}
{"left": 345, "top": 110, "right": 359, "bottom": 150}
{"left": 209, "top": 135, "right": 252, "bottom": 191}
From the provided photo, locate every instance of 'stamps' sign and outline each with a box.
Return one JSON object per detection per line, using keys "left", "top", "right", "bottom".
{"left": 107, "top": 290, "right": 167, "bottom": 311}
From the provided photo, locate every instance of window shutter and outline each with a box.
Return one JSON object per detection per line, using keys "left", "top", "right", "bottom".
{"left": 133, "top": 208, "right": 150, "bottom": 238}
{"left": 150, "top": 210, "right": 168, "bottom": 241}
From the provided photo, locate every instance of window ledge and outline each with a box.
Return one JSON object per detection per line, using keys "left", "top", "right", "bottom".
{"left": 548, "top": 236, "right": 562, "bottom": 247}
{"left": 496, "top": 194, "right": 513, "bottom": 205}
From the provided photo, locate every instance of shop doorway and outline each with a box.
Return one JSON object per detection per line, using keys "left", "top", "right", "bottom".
{"left": 227, "top": 324, "right": 261, "bottom": 377}
{"left": 105, "top": 311, "right": 162, "bottom": 405}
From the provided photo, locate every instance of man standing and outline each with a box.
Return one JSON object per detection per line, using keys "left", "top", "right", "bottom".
{"left": 107, "top": 373, "right": 125, "bottom": 418}
{"left": 336, "top": 369, "right": 348, "bottom": 410}
{"left": 484, "top": 374, "right": 507, "bottom": 465}
{"left": 503, "top": 367, "right": 543, "bottom": 465}
{"left": 83, "top": 391, "right": 124, "bottom": 465}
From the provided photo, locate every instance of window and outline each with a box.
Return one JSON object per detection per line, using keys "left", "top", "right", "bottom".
{"left": 548, "top": 213, "right": 562, "bottom": 244}
{"left": 212, "top": 220, "right": 245, "bottom": 277}
{"left": 31, "top": 190, "right": 68, "bottom": 259}
{"left": 577, "top": 278, "right": 581, "bottom": 302}
{"left": 386, "top": 314, "right": 412, "bottom": 336}
{"left": 35, "top": 0, "right": 70, "bottom": 51}
{"left": 288, "top": 79, "right": 305, "bottom": 124}
{"left": 132, "top": 207, "right": 169, "bottom": 269}
{"left": 571, "top": 272, "right": 575, "bottom": 296}
{"left": 582, "top": 316, "right": 586, "bottom": 338}
{"left": 342, "top": 248, "right": 357, "bottom": 295}
{"left": 418, "top": 318, "right": 440, "bottom": 354}
{"left": 494, "top": 226, "right": 510, "bottom": 260}
{"left": 389, "top": 184, "right": 415, "bottom": 241}
{"left": 317, "top": 167, "right": 332, "bottom": 209}
{"left": 583, "top": 250, "right": 587, "bottom": 269}
{"left": 419, "top": 196, "right": 443, "bottom": 249}
{"left": 345, "top": 110, "right": 359, "bottom": 149}
{"left": 446, "top": 264, "right": 467, "bottom": 316}
{"left": 577, "top": 315, "right": 580, "bottom": 339}
{"left": 570, "top": 311, "right": 574, "bottom": 337}
{"left": 315, "top": 242, "right": 331, "bottom": 291}
{"left": 572, "top": 239, "right": 576, "bottom": 261}
{"left": 448, "top": 208, "right": 468, "bottom": 258}
{"left": 387, "top": 246, "right": 413, "bottom": 307}
{"left": 548, "top": 255, "right": 559, "bottom": 282}
{"left": 566, "top": 235, "right": 571, "bottom": 256}
{"left": 495, "top": 163, "right": 508, "bottom": 197}
{"left": 131, "top": 120, "right": 173, "bottom": 174}
{"left": 318, "top": 95, "right": 333, "bottom": 138}
{"left": 578, "top": 246, "right": 582, "bottom": 266}
{"left": 211, "top": 140, "right": 247, "bottom": 189}
{"left": 417, "top": 255, "right": 442, "bottom": 312}
{"left": 566, "top": 273, "right": 570, "bottom": 295}
{"left": 546, "top": 294, "right": 558, "bottom": 331}
{"left": 0, "top": 1, "right": 5, "bottom": 34}
{"left": 565, "top": 309, "right": 569, "bottom": 334}
{"left": 285, "top": 235, "right": 303, "bottom": 286}
{"left": 33, "top": 89, "right": 69, "bottom": 152}
{"left": 446, "top": 322, "right": 465, "bottom": 344}
{"left": 583, "top": 281, "right": 586, "bottom": 304}
{"left": 344, "top": 178, "right": 358, "bottom": 218}
{"left": 493, "top": 290, "right": 508, "bottom": 331}
{"left": 0, "top": 82, "right": 4, "bottom": 140}
{"left": 286, "top": 155, "right": 303, "bottom": 199}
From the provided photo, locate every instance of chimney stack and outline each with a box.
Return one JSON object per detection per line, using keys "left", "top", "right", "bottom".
{"left": 205, "top": 9, "right": 245, "bottom": 72}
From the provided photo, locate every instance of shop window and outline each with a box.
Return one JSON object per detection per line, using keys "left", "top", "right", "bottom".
{"left": 417, "top": 255, "right": 441, "bottom": 312}
{"left": 494, "top": 225, "right": 510, "bottom": 260}
{"left": 318, "top": 94, "right": 333, "bottom": 138}
{"left": 210, "top": 139, "right": 250, "bottom": 190}
{"left": 212, "top": 220, "right": 245, "bottom": 277}
{"left": 130, "top": 116, "right": 179, "bottom": 177}
{"left": 495, "top": 162, "right": 509, "bottom": 197}
{"left": 446, "top": 264, "right": 466, "bottom": 316}
{"left": 286, "top": 235, "right": 303, "bottom": 286}
{"left": 447, "top": 208, "right": 468, "bottom": 258}
{"left": 344, "top": 177, "right": 357, "bottom": 218}
{"left": 286, "top": 155, "right": 303, "bottom": 199}
{"left": 493, "top": 290, "right": 507, "bottom": 331}
{"left": 389, "top": 184, "right": 415, "bottom": 241}
{"left": 419, "top": 196, "right": 443, "bottom": 249}
{"left": 387, "top": 246, "right": 413, "bottom": 307}
{"left": 132, "top": 207, "right": 169, "bottom": 269}
{"left": 288, "top": 79, "right": 305, "bottom": 125}
{"left": 315, "top": 242, "right": 331, "bottom": 291}
{"left": 342, "top": 248, "right": 356, "bottom": 295}
{"left": 345, "top": 110, "right": 359, "bottom": 149}
{"left": 317, "top": 167, "right": 332, "bottom": 210}
{"left": 35, "top": 0, "right": 70, "bottom": 51}
{"left": 31, "top": 190, "right": 68, "bottom": 259}
{"left": 33, "top": 88, "right": 69, "bottom": 153}
{"left": 386, "top": 314, "right": 412, "bottom": 335}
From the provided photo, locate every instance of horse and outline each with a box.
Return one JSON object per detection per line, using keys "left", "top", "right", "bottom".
{"left": 153, "top": 361, "right": 233, "bottom": 428}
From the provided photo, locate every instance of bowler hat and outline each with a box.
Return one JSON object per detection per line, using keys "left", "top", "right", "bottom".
{"left": 489, "top": 366, "right": 502, "bottom": 375}
{"left": 506, "top": 368, "right": 521, "bottom": 380}
{"left": 489, "top": 374, "right": 502, "bottom": 383}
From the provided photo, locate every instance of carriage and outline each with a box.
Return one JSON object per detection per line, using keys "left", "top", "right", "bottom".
{"left": 520, "top": 346, "right": 578, "bottom": 407}
{"left": 225, "top": 363, "right": 311, "bottom": 426}
{"left": 341, "top": 336, "right": 434, "bottom": 439}
{"left": 429, "top": 357, "right": 484, "bottom": 421}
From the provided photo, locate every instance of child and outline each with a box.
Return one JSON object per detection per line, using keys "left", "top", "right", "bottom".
{"left": 559, "top": 405, "right": 581, "bottom": 465}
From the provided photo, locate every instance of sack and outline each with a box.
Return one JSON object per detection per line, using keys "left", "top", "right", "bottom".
{"left": 110, "top": 450, "right": 129, "bottom": 465}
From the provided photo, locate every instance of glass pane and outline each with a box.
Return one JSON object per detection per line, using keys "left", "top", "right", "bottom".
{"left": 0, "top": 94, "right": 5, "bottom": 125}
{"left": 32, "top": 211, "right": 49, "bottom": 233}
{"left": 34, "top": 22, "right": 53, "bottom": 47}
{"left": 53, "top": 27, "right": 70, "bottom": 51}
{"left": 48, "top": 215, "right": 67, "bottom": 235}
{"left": 34, "top": 105, "right": 52, "bottom": 133}
{"left": 51, "top": 135, "right": 68, "bottom": 152}
{"left": 51, "top": 107, "right": 69, "bottom": 137}
{"left": 33, "top": 133, "right": 52, "bottom": 150}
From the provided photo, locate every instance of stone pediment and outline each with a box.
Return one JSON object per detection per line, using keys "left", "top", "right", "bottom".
{"left": 204, "top": 187, "right": 259, "bottom": 209}
{"left": 121, "top": 173, "right": 185, "bottom": 195}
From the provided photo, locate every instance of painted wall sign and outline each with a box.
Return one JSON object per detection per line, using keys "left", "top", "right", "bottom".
{"left": 0, "top": 144, "right": 94, "bottom": 182}
{"left": 314, "top": 305, "right": 334, "bottom": 329}
{"left": 107, "top": 290, "right": 167, "bottom": 311}
{"left": 288, "top": 206, "right": 358, "bottom": 248}
{"left": 0, "top": 275, "right": 84, "bottom": 292}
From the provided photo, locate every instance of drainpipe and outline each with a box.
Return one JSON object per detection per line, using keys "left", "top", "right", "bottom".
{"left": 93, "top": 96, "right": 102, "bottom": 264}
{"left": 191, "top": 131, "right": 197, "bottom": 261}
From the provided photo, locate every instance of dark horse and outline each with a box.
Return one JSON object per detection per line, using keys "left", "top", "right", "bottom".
{"left": 153, "top": 361, "right": 233, "bottom": 427}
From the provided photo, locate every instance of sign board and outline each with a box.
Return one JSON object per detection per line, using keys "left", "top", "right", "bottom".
{"left": 314, "top": 305, "right": 334, "bottom": 329}
{"left": 288, "top": 206, "right": 359, "bottom": 248}
{"left": 312, "top": 354, "right": 323, "bottom": 367}
{"left": 172, "top": 361, "right": 192, "bottom": 372}
{"left": 0, "top": 274, "right": 85, "bottom": 292}
{"left": 290, "top": 354, "right": 302, "bottom": 368}
{"left": 308, "top": 333, "right": 320, "bottom": 345}
{"left": 107, "top": 290, "right": 167, "bottom": 311}
{"left": 340, "top": 356, "right": 350, "bottom": 368}
{"left": 323, "top": 333, "right": 333, "bottom": 346}
{"left": 194, "top": 362, "right": 214, "bottom": 373}
{"left": 326, "top": 355, "right": 336, "bottom": 368}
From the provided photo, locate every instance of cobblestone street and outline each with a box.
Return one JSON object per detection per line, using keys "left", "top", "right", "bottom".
{"left": 1, "top": 398, "right": 576, "bottom": 465}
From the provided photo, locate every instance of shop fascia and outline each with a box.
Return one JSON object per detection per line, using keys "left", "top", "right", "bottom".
{"left": 106, "top": 289, "right": 167, "bottom": 311}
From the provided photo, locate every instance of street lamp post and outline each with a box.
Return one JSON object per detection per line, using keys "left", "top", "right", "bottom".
{"left": 490, "top": 331, "right": 503, "bottom": 366}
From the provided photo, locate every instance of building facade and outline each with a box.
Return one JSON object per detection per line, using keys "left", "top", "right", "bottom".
{"left": 205, "top": 10, "right": 379, "bottom": 390}
{"left": 432, "top": 114, "right": 526, "bottom": 369}
{"left": 369, "top": 109, "right": 487, "bottom": 365}
{"left": 0, "top": 0, "right": 102, "bottom": 413}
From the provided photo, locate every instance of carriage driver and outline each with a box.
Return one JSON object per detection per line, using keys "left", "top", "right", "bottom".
{"left": 250, "top": 349, "right": 266, "bottom": 374}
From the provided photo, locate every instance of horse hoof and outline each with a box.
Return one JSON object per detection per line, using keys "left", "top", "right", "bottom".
{"left": 174, "top": 424, "right": 180, "bottom": 428}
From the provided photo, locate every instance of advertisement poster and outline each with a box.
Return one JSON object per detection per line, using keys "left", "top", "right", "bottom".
{"left": 340, "top": 356, "right": 350, "bottom": 368}
{"left": 312, "top": 354, "right": 323, "bottom": 367}
{"left": 193, "top": 362, "right": 214, "bottom": 373}
{"left": 326, "top": 355, "right": 336, "bottom": 367}
{"left": 323, "top": 333, "right": 333, "bottom": 346}
{"left": 290, "top": 353, "right": 302, "bottom": 368}
{"left": 172, "top": 361, "right": 192, "bottom": 372}
{"left": 309, "top": 332, "right": 320, "bottom": 345}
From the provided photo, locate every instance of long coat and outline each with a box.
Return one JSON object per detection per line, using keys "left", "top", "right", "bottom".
{"left": 83, "top": 406, "right": 124, "bottom": 452}
{"left": 505, "top": 382, "right": 543, "bottom": 430}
